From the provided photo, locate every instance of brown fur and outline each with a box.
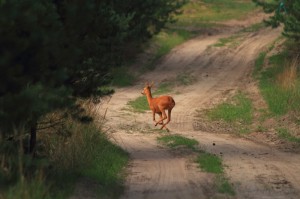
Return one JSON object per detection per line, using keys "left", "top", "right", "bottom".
{"left": 141, "top": 83, "right": 175, "bottom": 131}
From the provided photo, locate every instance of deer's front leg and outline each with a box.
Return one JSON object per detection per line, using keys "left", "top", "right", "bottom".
{"left": 152, "top": 110, "right": 156, "bottom": 124}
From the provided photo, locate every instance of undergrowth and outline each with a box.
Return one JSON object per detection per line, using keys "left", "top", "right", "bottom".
{"left": 0, "top": 118, "right": 128, "bottom": 199}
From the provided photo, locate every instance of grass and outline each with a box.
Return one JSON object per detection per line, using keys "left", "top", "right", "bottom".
{"left": 157, "top": 135, "right": 199, "bottom": 150}
{"left": 146, "top": 29, "right": 193, "bottom": 70}
{"left": 158, "top": 134, "right": 235, "bottom": 196}
{"left": 175, "top": 0, "right": 256, "bottom": 27}
{"left": 277, "top": 128, "right": 300, "bottom": 143}
{"left": 127, "top": 82, "right": 173, "bottom": 113}
{"left": 196, "top": 152, "right": 235, "bottom": 195}
{"left": 196, "top": 152, "right": 223, "bottom": 174}
{"left": 47, "top": 123, "right": 129, "bottom": 198}
{"left": 176, "top": 72, "right": 196, "bottom": 85}
{"left": 0, "top": 121, "right": 129, "bottom": 199}
{"left": 259, "top": 51, "right": 300, "bottom": 115}
{"left": 207, "top": 92, "right": 253, "bottom": 124}
{"left": 213, "top": 34, "right": 241, "bottom": 47}
{"left": 254, "top": 51, "right": 267, "bottom": 76}
{"left": 111, "top": 66, "right": 136, "bottom": 87}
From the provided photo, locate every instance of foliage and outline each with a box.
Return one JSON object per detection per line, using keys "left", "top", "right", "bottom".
{"left": 253, "top": 0, "right": 300, "bottom": 43}
{"left": 0, "top": 0, "right": 185, "bottom": 154}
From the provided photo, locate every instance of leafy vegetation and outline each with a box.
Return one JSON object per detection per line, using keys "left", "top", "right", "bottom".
{"left": 253, "top": 0, "right": 300, "bottom": 45}
{"left": 0, "top": 0, "right": 185, "bottom": 197}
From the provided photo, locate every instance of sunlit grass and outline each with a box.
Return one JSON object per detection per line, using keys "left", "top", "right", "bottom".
{"left": 259, "top": 51, "right": 300, "bottom": 115}
{"left": 207, "top": 92, "right": 253, "bottom": 124}
{"left": 277, "top": 128, "right": 300, "bottom": 143}
{"left": 176, "top": 0, "right": 256, "bottom": 26}
{"left": 157, "top": 135, "right": 199, "bottom": 150}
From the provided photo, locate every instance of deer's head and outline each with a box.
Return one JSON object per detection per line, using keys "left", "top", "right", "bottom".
{"left": 141, "top": 82, "right": 154, "bottom": 95}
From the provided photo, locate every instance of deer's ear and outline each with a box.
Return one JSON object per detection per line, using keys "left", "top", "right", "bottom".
{"left": 150, "top": 81, "right": 154, "bottom": 87}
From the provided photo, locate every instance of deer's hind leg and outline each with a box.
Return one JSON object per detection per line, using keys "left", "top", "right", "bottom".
{"left": 161, "top": 108, "right": 172, "bottom": 130}
{"left": 155, "top": 108, "right": 167, "bottom": 127}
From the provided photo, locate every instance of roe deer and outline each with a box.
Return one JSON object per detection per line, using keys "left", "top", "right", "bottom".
{"left": 141, "top": 82, "right": 175, "bottom": 131}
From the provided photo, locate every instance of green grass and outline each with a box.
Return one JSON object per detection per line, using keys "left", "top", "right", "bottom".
{"left": 213, "top": 34, "right": 241, "bottom": 47}
{"left": 242, "top": 22, "right": 266, "bottom": 33}
{"left": 207, "top": 92, "right": 253, "bottom": 124}
{"left": 259, "top": 51, "right": 300, "bottom": 115}
{"left": 254, "top": 51, "right": 267, "bottom": 76}
{"left": 176, "top": 0, "right": 256, "bottom": 27}
{"left": 0, "top": 123, "right": 129, "bottom": 199}
{"left": 146, "top": 29, "right": 193, "bottom": 70}
{"left": 158, "top": 134, "right": 235, "bottom": 196}
{"left": 157, "top": 135, "right": 199, "bottom": 150}
{"left": 127, "top": 82, "right": 173, "bottom": 112}
{"left": 216, "top": 175, "right": 236, "bottom": 196}
{"left": 196, "top": 152, "right": 235, "bottom": 195}
{"left": 111, "top": 66, "right": 136, "bottom": 87}
{"left": 196, "top": 152, "right": 223, "bottom": 174}
{"left": 176, "top": 72, "right": 196, "bottom": 85}
{"left": 49, "top": 123, "right": 129, "bottom": 198}
{"left": 277, "top": 128, "right": 300, "bottom": 143}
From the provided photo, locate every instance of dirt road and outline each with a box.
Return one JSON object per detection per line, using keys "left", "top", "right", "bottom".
{"left": 100, "top": 16, "right": 300, "bottom": 199}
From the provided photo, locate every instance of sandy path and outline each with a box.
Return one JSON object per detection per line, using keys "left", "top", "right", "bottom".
{"left": 99, "top": 19, "right": 300, "bottom": 199}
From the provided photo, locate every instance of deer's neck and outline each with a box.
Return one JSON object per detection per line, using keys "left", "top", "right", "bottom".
{"left": 145, "top": 91, "right": 153, "bottom": 106}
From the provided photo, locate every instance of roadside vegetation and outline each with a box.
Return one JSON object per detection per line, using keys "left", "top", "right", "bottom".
{"left": 0, "top": 0, "right": 184, "bottom": 198}
{"left": 158, "top": 134, "right": 235, "bottom": 196}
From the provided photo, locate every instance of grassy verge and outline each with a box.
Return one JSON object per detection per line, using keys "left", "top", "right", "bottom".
{"left": 0, "top": 122, "right": 129, "bottom": 199}
{"left": 277, "top": 128, "right": 300, "bottom": 143}
{"left": 158, "top": 134, "right": 235, "bottom": 196}
{"left": 175, "top": 0, "right": 256, "bottom": 27}
{"left": 207, "top": 92, "right": 253, "bottom": 124}
{"left": 145, "top": 29, "right": 193, "bottom": 70}
{"left": 259, "top": 50, "right": 300, "bottom": 116}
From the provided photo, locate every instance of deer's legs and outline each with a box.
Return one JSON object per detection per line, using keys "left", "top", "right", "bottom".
{"left": 157, "top": 113, "right": 164, "bottom": 125}
{"left": 161, "top": 109, "right": 172, "bottom": 130}
{"left": 155, "top": 109, "right": 167, "bottom": 127}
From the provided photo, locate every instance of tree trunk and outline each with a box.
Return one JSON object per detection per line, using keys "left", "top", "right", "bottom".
{"left": 29, "top": 121, "right": 37, "bottom": 155}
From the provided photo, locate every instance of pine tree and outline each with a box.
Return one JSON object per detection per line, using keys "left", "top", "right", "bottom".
{"left": 0, "top": 0, "right": 186, "bottom": 153}
{"left": 253, "top": 0, "right": 300, "bottom": 43}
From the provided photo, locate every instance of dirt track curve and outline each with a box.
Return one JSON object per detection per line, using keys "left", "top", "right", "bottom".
{"left": 98, "top": 16, "right": 300, "bottom": 199}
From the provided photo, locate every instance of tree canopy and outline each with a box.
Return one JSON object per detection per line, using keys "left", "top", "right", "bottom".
{"left": 253, "top": 0, "right": 300, "bottom": 43}
{"left": 0, "top": 0, "right": 185, "bottom": 149}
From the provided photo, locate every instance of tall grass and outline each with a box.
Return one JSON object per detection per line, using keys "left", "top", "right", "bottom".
{"left": 1, "top": 115, "right": 128, "bottom": 199}
{"left": 44, "top": 122, "right": 128, "bottom": 198}
{"left": 259, "top": 52, "right": 300, "bottom": 115}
